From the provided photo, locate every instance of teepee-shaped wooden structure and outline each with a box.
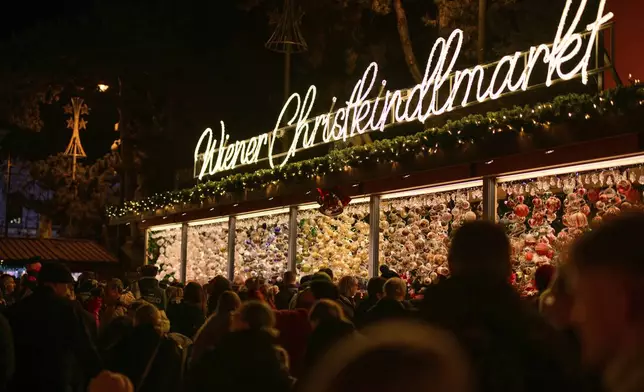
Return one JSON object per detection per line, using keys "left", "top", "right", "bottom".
{"left": 63, "top": 97, "right": 89, "bottom": 180}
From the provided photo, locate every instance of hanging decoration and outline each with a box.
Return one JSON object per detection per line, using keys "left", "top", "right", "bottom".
{"left": 316, "top": 187, "right": 351, "bottom": 217}
{"left": 296, "top": 203, "right": 370, "bottom": 280}
{"left": 234, "top": 213, "right": 290, "bottom": 282}
{"left": 186, "top": 222, "right": 229, "bottom": 284}
{"left": 380, "top": 188, "right": 483, "bottom": 286}
{"left": 499, "top": 165, "right": 644, "bottom": 296}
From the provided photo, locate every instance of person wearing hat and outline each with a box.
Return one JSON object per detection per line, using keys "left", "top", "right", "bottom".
{"left": 6, "top": 262, "right": 102, "bottom": 392}
{"left": 131, "top": 265, "right": 167, "bottom": 312}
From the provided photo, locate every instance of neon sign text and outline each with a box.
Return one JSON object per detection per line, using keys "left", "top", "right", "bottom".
{"left": 195, "top": 0, "right": 612, "bottom": 180}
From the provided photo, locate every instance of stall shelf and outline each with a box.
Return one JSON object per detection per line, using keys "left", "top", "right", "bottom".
{"left": 497, "top": 154, "right": 644, "bottom": 296}
{"left": 185, "top": 217, "right": 229, "bottom": 284}
{"left": 295, "top": 198, "right": 371, "bottom": 281}
{"left": 233, "top": 208, "right": 290, "bottom": 282}
{"left": 379, "top": 181, "right": 483, "bottom": 286}
{"left": 147, "top": 224, "right": 183, "bottom": 282}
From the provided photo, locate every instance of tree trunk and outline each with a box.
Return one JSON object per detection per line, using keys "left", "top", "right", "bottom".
{"left": 478, "top": 0, "right": 487, "bottom": 64}
{"left": 393, "top": 0, "right": 423, "bottom": 84}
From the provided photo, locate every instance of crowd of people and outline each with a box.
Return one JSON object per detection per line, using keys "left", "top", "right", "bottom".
{"left": 1, "top": 213, "right": 644, "bottom": 392}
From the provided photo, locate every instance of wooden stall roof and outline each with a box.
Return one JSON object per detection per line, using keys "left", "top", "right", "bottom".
{"left": 0, "top": 238, "right": 118, "bottom": 264}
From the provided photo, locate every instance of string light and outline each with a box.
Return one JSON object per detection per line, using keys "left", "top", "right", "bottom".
{"left": 106, "top": 85, "right": 644, "bottom": 219}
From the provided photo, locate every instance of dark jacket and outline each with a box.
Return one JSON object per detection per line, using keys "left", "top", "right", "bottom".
{"left": 305, "top": 319, "right": 355, "bottom": 370}
{"left": 337, "top": 295, "right": 356, "bottom": 320}
{"left": 354, "top": 296, "right": 378, "bottom": 328}
{"left": 167, "top": 301, "right": 205, "bottom": 339}
{"left": 7, "top": 286, "right": 101, "bottom": 392}
{"left": 107, "top": 325, "right": 183, "bottom": 392}
{"left": 188, "top": 329, "right": 292, "bottom": 392}
{"left": 421, "top": 276, "right": 583, "bottom": 392}
{"left": 0, "top": 312, "right": 14, "bottom": 391}
{"left": 362, "top": 298, "right": 413, "bottom": 327}
{"left": 275, "top": 284, "right": 298, "bottom": 310}
{"left": 136, "top": 278, "right": 167, "bottom": 311}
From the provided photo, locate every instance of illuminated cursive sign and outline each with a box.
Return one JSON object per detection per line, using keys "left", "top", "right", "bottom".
{"left": 195, "top": 0, "right": 613, "bottom": 180}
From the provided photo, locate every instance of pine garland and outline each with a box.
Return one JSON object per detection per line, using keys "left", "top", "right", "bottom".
{"left": 107, "top": 85, "right": 644, "bottom": 219}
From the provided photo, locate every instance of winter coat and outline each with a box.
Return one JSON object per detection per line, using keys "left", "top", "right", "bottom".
{"left": 107, "top": 325, "right": 183, "bottom": 392}
{"left": 275, "top": 308, "right": 311, "bottom": 378}
{"left": 134, "top": 278, "right": 167, "bottom": 311}
{"left": 337, "top": 295, "right": 356, "bottom": 320}
{"left": 275, "top": 284, "right": 298, "bottom": 310}
{"left": 362, "top": 298, "right": 414, "bottom": 326}
{"left": 354, "top": 296, "right": 378, "bottom": 328}
{"left": 0, "top": 312, "right": 14, "bottom": 391}
{"left": 187, "top": 329, "right": 292, "bottom": 392}
{"left": 7, "top": 286, "right": 102, "bottom": 392}
{"left": 190, "top": 311, "right": 233, "bottom": 365}
{"left": 167, "top": 301, "right": 205, "bottom": 339}
{"left": 421, "top": 276, "right": 583, "bottom": 392}
{"left": 305, "top": 319, "right": 355, "bottom": 370}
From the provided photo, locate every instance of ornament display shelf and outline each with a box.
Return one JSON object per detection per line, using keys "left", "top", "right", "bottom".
{"left": 186, "top": 220, "right": 228, "bottom": 284}
{"left": 498, "top": 163, "right": 644, "bottom": 296}
{"left": 143, "top": 153, "right": 644, "bottom": 294}
{"left": 234, "top": 212, "right": 290, "bottom": 281}
{"left": 147, "top": 226, "right": 182, "bottom": 283}
{"left": 296, "top": 202, "right": 370, "bottom": 280}
{"left": 380, "top": 187, "right": 483, "bottom": 285}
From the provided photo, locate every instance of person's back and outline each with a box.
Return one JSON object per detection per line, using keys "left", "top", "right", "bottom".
{"left": 188, "top": 301, "right": 291, "bottom": 392}
{"left": 168, "top": 282, "right": 205, "bottom": 339}
{"left": 420, "top": 220, "right": 581, "bottom": 392}
{"left": 135, "top": 266, "right": 167, "bottom": 311}
{"left": 363, "top": 278, "right": 412, "bottom": 326}
{"left": 108, "top": 304, "right": 183, "bottom": 392}
{"left": 275, "top": 271, "right": 298, "bottom": 310}
{"left": 305, "top": 300, "right": 355, "bottom": 370}
{"left": 8, "top": 263, "right": 101, "bottom": 392}
{"left": 0, "top": 311, "right": 14, "bottom": 391}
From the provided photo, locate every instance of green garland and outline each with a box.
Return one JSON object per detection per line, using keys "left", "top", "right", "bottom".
{"left": 107, "top": 85, "right": 644, "bottom": 219}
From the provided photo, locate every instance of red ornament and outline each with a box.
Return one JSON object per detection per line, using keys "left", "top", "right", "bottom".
{"left": 532, "top": 198, "right": 543, "bottom": 207}
{"left": 626, "top": 188, "right": 640, "bottom": 203}
{"left": 581, "top": 205, "right": 591, "bottom": 216}
{"left": 577, "top": 187, "right": 587, "bottom": 196}
{"left": 617, "top": 179, "right": 632, "bottom": 195}
{"left": 514, "top": 203, "right": 530, "bottom": 218}
{"left": 525, "top": 251, "right": 534, "bottom": 262}
{"left": 545, "top": 196, "right": 561, "bottom": 213}
{"left": 316, "top": 187, "right": 351, "bottom": 217}
{"left": 535, "top": 242, "right": 550, "bottom": 256}
{"left": 568, "top": 211, "right": 588, "bottom": 228}
{"left": 587, "top": 189, "right": 600, "bottom": 203}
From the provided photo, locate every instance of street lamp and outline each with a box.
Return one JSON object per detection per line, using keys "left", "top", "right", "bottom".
{"left": 97, "top": 83, "right": 110, "bottom": 93}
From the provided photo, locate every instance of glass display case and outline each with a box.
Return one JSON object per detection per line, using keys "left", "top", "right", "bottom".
{"left": 234, "top": 210, "right": 290, "bottom": 282}
{"left": 186, "top": 219, "right": 229, "bottom": 284}
{"left": 296, "top": 201, "right": 370, "bottom": 281}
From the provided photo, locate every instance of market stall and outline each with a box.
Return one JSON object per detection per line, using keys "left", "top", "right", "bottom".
{"left": 114, "top": 0, "right": 644, "bottom": 290}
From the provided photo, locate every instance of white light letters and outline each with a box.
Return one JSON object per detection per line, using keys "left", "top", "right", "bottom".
{"left": 194, "top": 0, "right": 613, "bottom": 180}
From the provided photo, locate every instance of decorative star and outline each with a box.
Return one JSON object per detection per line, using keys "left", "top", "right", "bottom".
{"left": 79, "top": 118, "right": 88, "bottom": 130}
{"left": 66, "top": 118, "right": 75, "bottom": 129}
{"left": 80, "top": 104, "right": 90, "bottom": 116}
{"left": 63, "top": 104, "right": 73, "bottom": 115}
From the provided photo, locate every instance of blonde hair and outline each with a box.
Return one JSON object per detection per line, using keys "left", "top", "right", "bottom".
{"left": 384, "top": 278, "right": 406, "bottom": 300}
{"left": 338, "top": 276, "right": 357, "bottom": 298}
